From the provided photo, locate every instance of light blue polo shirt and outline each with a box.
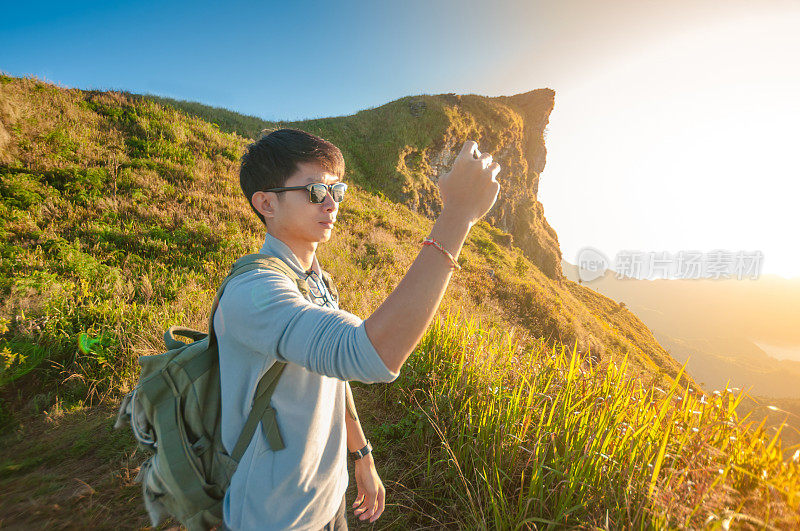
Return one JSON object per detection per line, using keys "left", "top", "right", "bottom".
{"left": 215, "top": 232, "right": 398, "bottom": 530}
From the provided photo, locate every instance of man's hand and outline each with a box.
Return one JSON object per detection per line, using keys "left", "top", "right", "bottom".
{"left": 438, "top": 140, "right": 501, "bottom": 227}
{"left": 352, "top": 454, "right": 385, "bottom": 523}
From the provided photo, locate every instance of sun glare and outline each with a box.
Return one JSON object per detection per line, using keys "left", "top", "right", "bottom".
{"left": 539, "top": 9, "right": 800, "bottom": 279}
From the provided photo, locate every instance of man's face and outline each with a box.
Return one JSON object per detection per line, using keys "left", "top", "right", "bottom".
{"left": 254, "top": 160, "right": 340, "bottom": 248}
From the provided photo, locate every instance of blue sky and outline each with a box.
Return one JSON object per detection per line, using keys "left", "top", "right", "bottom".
{"left": 3, "top": 0, "right": 799, "bottom": 277}
{"left": 2, "top": 0, "right": 553, "bottom": 120}
{"left": 3, "top": 0, "right": 722, "bottom": 120}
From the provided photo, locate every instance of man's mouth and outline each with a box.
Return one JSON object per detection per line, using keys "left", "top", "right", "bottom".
{"left": 319, "top": 221, "right": 334, "bottom": 229}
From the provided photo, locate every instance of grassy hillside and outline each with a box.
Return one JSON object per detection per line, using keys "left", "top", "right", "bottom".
{"left": 146, "top": 88, "right": 691, "bottom": 381}
{"left": 139, "top": 89, "right": 565, "bottom": 280}
{"left": 1, "top": 75, "right": 798, "bottom": 528}
{"left": 136, "top": 93, "right": 279, "bottom": 140}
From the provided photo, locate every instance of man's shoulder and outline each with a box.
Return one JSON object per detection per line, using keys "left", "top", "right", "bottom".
{"left": 227, "top": 266, "right": 297, "bottom": 288}
{"left": 220, "top": 267, "right": 306, "bottom": 309}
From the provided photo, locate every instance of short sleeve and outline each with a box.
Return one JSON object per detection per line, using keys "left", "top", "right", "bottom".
{"left": 215, "top": 268, "right": 399, "bottom": 384}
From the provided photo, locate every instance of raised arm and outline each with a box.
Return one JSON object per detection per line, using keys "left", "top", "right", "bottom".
{"left": 364, "top": 141, "right": 501, "bottom": 373}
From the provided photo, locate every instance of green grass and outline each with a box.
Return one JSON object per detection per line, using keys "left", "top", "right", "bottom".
{"left": 369, "top": 310, "right": 800, "bottom": 528}
{"left": 133, "top": 92, "right": 278, "bottom": 140}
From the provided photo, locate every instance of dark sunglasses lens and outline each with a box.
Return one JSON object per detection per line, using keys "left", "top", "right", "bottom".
{"left": 332, "top": 183, "right": 347, "bottom": 202}
{"left": 309, "top": 184, "right": 327, "bottom": 203}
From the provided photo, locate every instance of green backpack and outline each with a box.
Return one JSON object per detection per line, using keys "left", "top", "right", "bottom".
{"left": 115, "top": 253, "right": 339, "bottom": 530}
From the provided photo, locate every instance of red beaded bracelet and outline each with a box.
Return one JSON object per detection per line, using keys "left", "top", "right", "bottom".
{"left": 422, "top": 237, "right": 462, "bottom": 271}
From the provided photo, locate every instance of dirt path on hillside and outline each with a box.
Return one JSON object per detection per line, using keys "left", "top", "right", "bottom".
{"left": 0, "top": 394, "right": 430, "bottom": 530}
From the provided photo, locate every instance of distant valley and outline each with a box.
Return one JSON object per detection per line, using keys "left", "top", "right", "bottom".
{"left": 562, "top": 260, "right": 800, "bottom": 399}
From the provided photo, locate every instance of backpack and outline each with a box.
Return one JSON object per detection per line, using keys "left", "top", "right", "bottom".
{"left": 114, "top": 253, "right": 340, "bottom": 530}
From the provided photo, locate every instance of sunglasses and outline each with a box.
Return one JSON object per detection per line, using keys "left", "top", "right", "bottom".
{"left": 265, "top": 182, "right": 348, "bottom": 204}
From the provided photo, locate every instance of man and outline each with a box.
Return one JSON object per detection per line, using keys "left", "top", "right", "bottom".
{"left": 215, "top": 128, "right": 500, "bottom": 530}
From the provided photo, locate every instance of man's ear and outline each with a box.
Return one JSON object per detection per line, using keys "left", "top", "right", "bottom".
{"left": 251, "top": 191, "right": 278, "bottom": 221}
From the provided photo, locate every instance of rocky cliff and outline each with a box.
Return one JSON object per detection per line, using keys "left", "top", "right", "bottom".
{"left": 289, "top": 89, "right": 564, "bottom": 280}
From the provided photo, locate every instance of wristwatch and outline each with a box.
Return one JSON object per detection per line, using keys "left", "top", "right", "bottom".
{"left": 349, "top": 440, "right": 372, "bottom": 462}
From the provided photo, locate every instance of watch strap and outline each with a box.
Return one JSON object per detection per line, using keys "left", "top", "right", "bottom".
{"left": 350, "top": 440, "right": 372, "bottom": 461}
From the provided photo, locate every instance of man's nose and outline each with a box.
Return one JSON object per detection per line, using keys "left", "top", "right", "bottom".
{"left": 322, "top": 191, "right": 337, "bottom": 211}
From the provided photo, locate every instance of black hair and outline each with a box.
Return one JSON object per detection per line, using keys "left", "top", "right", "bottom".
{"left": 239, "top": 128, "right": 345, "bottom": 226}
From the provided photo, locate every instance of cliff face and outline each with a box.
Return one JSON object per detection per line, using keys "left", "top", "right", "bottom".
{"left": 293, "top": 89, "right": 563, "bottom": 280}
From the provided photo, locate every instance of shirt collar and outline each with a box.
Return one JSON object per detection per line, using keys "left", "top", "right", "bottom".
{"left": 259, "top": 232, "right": 321, "bottom": 278}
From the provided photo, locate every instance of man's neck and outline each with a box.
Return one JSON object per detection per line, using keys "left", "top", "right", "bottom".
{"left": 268, "top": 231, "right": 318, "bottom": 273}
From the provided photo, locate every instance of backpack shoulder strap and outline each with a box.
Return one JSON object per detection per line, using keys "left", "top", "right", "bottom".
{"left": 231, "top": 360, "right": 287, "bottom": 461}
